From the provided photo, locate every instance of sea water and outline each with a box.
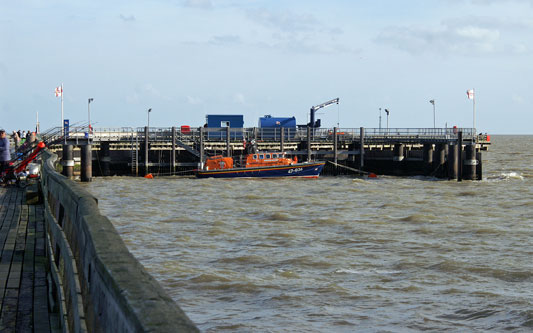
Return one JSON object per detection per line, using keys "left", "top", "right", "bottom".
{"left": 85, "top": 135, "right": 533, "bottom": 332}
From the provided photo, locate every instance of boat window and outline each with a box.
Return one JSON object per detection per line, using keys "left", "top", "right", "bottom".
{"left": 266, "top": 154, "right": 270, "bottom": 159}
{"left": 272, "top": 153, "right": 277, "bottom": 158}
{"left": 253, "top": 154, "right": 257, "bottom": 159}
{"left": 259, "top": 154, "right": 264, "bottom": 159}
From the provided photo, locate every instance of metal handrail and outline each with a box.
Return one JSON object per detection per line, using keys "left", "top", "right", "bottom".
{"left": 41, "top": 126, "right": 478, "bottom": 143}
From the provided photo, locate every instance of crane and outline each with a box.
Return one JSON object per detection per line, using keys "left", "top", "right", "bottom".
{"left": 309, "top": 98, "right": 339, "bottom": 128}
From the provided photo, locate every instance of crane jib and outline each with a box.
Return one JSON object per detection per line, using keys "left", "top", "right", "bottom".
{"left": 309, "top": 98, "right": 340, "bottom": 128}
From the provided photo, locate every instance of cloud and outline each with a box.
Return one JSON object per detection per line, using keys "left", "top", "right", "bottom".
{"left": 182, "top": 0, "right": 213, "bottom": 9}
{"left": 209, "top": 35, "right": 242, "bottom": 46}
{"left": 376, "top": 16, "right": 532, "bottom": 56}
{"left": 469, "top": 0, "right": 533, "bottom": 5}
{"left": 186, "top": 96, "right": 203, "bottom": 105}
{"left": 242, "top": 8, "right": 353, "bottom": 55}
{"left": 233, "top": 93, "right": 246, "bottom": 105}
{"left": 511, "top": 94, "right": 525, "bottom": 104}
{"left": 246, "top": 8, "right": 319, "bottom": 33}
{"left": 127, "top": 84, "right": 166, "bottom": 104}
{"left": 119, "top": 14, "right": 136, "bottom": 22}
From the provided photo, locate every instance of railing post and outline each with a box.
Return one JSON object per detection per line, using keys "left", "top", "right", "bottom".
{"left": 226, "top": 127, "right": 231, "bottom": 157}
{"left": 280, "top": 127, "right": 285, "bottom": 153}
{"left": 307, "top": 126, "right": 311, "bottom": 162}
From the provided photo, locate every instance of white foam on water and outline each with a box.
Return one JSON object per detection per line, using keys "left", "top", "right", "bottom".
{"left": 486, "top": 171, "right": 524, "bottom": 181}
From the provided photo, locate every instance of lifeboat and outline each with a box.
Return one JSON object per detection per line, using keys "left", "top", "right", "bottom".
{"left": 197, "top": 152, "right": 324, "bottom": 179}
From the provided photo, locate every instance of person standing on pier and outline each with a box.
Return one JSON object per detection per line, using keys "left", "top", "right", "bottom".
{"left": 0, "top": 129, "right": 11, "bottom": 174}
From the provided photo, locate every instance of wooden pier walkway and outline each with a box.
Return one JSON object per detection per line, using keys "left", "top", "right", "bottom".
{"left": 0, "top": 186, "right": 52, "bottom": 332}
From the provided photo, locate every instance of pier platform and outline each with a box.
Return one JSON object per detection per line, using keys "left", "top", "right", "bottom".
{"left": 0, "top": 186, "right": 52, "bottom": 332}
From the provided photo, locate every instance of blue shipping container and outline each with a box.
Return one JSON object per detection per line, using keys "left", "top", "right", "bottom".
{"left": 258, "top": 115, "right": 296, "bottom": 128}
{"left": 206, "top": 114, "right": 244, "bottom": 139}
{"left": 258, "top": 115, "right": 297, "bottom": 139}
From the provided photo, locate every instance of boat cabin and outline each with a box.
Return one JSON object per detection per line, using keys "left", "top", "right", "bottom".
{"left": 245, "top": 152, "right": 297, "bottom": 168}
{"left": 204, "top": 152, "right": 297, "bottom": 170}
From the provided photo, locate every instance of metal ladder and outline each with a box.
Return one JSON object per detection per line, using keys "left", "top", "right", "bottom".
{"left": 130, "top": 128, "right": 138, "bottom": 176}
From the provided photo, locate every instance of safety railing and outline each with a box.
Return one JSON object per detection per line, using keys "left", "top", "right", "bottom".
{"left": 41, "top": 126, "right": 478, "bottom": 144}
{"left": 40, "top": 150, "right": 199, "bottom": 332}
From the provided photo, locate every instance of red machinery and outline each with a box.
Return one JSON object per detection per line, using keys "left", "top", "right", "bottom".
{"left": 1, "top": 141, "right": 46, "bottom": 184}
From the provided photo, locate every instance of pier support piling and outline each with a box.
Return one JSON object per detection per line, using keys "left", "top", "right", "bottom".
{"left": 457, "top": 131, "right": 463, "bottom": 182}
{"left": 476, "top": 151, "right": 483, "bottom": 180}
{"left": 434, "top": 143, "right": 447, "bottom": 177}
{"left": 199, "top": 127, "right": 204, "bottom": 169}
{"left": 61, "top": 144, "right": 74, "bottom": 178}
{"left": 423, "top": 143, "right": 434, "bottom": 176}
{"left": 360, "top": 127, "right": 365, "bottom": 170}
{"left": 393, "top": 143, "right": 404, "bottom": 174}
{"left": 464, "top": 144, "right": 477, "bottom": 180}
{"left": 448, "top": 143, "right": 458, "bottom": 180}
{"left": 333, "top": 127, "right": 338, "bottom": 175}
{"left": 101, "top": 141, "right": 111, "bottom": 176}
{"left": 81, "top": 144, "right": 92, "bottom": 182}
{"left": 171, "top": 126, "right": 176, "bottom": 174}
{"left": 144, "top": 126, "right": 149, "bottom": 176}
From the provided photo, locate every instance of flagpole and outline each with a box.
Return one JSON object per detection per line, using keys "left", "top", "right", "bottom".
{"left": 61, "top": 83, "right": 64, "bottom": 136}
{"left": 473, "top": 88, "right": 476, "bottom": 141}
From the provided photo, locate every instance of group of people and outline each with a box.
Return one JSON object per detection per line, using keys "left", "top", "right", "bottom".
{"left": 0, "top": 129, "right": 38, "bottom": 176}
{"left": 13, "top": 129, "right": 36, "bottom": 147}
{"left": 0, "top": 129, "right": 10, "bottom": 175}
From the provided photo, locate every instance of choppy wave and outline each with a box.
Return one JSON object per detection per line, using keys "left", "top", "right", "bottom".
{"left": 486, "top": 171, "right": 524, "bottom": 181}
{"left": 85, "top": 136, "right": 533, "bottom": 332}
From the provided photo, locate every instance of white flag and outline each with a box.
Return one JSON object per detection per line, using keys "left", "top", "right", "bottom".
{"left": 466, "top": 89, "right": 474, "bottom": 100}
{"left": 55, "top": 86, "right": 63, "bottom": 97}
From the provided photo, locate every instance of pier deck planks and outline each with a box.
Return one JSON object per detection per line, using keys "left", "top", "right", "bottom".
{"left": 0, "top": 186, "right": 50, "bottom": 332}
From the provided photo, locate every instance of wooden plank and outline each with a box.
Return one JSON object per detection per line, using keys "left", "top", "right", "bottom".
{"left": 0, "top": 187, "right": 22, "bottom": 330}
{"left": 17, "top": 204, "right": 35, "bottom": 332}
{"left": 34, "top": 203, "right": 51, "bottom": 332}
{"left": 0, "top": 187, "right": 51, "bottom": 332}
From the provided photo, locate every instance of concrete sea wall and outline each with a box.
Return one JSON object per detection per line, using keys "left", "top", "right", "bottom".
{"left": 40, "top": 149, "right": 198, "bottom": 332}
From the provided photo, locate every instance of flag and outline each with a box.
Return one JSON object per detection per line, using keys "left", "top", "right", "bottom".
{"left": 55, "top": 86, "right": 63, "bottom": 97}
{"left": 466, "top": 89, "right": 474, "bottom": 100}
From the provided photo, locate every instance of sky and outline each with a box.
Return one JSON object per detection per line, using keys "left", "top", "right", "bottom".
{"left": 1, "top": 0, "right": 532, "bottom": 134}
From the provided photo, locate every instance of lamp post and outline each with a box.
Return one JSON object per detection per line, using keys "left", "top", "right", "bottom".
{"left": 147, "top": 108, "right": 152, "bottom": 132}
{"left": 429, "top": 99, "right": 435, "bottom": 128}
{"left": 88, "top": 98, "right": 94, "bottom": 137}
{"left": 379, "top": 108, "right": 382, "bottom": 131}
{"left": 385, "top": 109, "right": 390, "bottom": 134}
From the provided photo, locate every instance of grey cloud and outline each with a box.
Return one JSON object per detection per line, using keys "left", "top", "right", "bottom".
{"left": 243, "top": 8, "right": 350, "bottom": 55}
{"left": 119, "top": 14, "right": 136, "bottom": 22}
{"left": 182, "top": 0, "right": 213, "bottom": 9}
{"left": 470, "top": 0, "right": 533, "bottom": 5}
{"left": 209, "top": 35, "right": 242, "bottom": 45}
{"left": 246, "top": 8, "right": 319, "bottom": 33}
{"left": 376, "top": 16, "right": 531, "bottom": 56}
